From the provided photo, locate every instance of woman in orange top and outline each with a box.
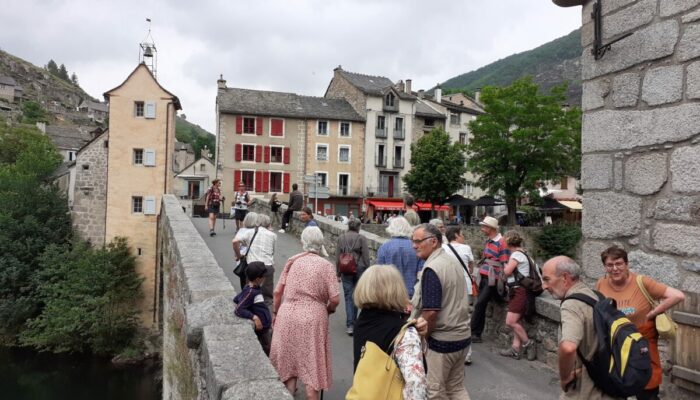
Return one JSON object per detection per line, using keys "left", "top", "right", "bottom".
{"left": 596, "top": 246, "right": 685, "bottom": 400}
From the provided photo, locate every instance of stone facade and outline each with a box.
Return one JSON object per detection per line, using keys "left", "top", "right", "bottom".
{"left": 160, "top": 195, "right": 290, "bottom": 400}
{"left": 72, "top": 131, "right": 108, "bottom": 245}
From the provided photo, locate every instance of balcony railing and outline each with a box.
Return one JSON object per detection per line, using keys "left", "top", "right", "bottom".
{"left": 383, "top": 103, "right": 398, "bottom": 113}
{"left": 393, "top": 157, "right": 404, "bottom": 169}
{"left": 375, "top": 154, "right": 387, "bottom": 167}
{"left": 376, "top": 128, "right": 387, "bottom": 139}
{"left": 366, "top": 185, "right": 402, "bottom": 198}
{"left": 316, "top": 154, "right": 328, "bottom": 161}
{"left": 393, "top": 129, "right": 405, "bottom": 140}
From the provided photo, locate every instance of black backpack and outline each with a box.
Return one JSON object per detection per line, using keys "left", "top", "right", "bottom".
{"left": 561, "top": 291, "right": 652, "bottom": 398}
{"left": 512, "top": 251, "right": 544, "bottom": 296}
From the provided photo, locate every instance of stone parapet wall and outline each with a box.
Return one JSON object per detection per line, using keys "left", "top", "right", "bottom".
{"left": 160, "top": 195, "right": 291, "bottom": 400}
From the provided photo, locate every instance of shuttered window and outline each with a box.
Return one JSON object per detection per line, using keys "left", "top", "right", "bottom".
{"left": 144, "top": 196, "right": 156, "bottom": 215}
{"left": 144, "top": 149, "right": 156, "bottom": 166}
{"left": 145, "top": 102, "right": 156, "bottom": 119}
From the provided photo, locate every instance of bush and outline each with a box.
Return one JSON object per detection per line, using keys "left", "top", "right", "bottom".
{"left": 535, "top": 223, "right": 582, "bottom": 259}
{"left": 20, "top": 238, "right": 143, "bottom": 355}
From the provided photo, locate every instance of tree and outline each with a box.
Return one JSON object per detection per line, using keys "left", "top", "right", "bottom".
{"left": 467, "top": 77, "right": 581, "bottom": 225}
{"left": 21, "top": 101, "right": 48, "bottom": 124}
{"left": 70, "top": 72, "right": 78, "bottom": 85}
{"left": 58, "top": 64, "right": 69, "bottom": 81}
{"left": 0, "top": 119, "right": 71, "bottom": 343}
{"left": 403, "top": 128, "right": 467, "bottom": 215}
{"left": 46, "top": 59, "right": 58, "bottom": 76}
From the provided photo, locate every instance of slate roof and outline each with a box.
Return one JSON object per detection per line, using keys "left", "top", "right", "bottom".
{"left": 0, "top": 76, "right": 17, "bottom": 86}
{"left": 337, "top": 69, "right": 415, "bottom": 100}
{"left": 45, "top": 125, "right": 93, "bottom": 150}
{"left": 80, "top": 100, "right": 109, "bottom": 113}
{"left": 175, "top": 142, "right": 194, "bottom": 152}
{"left": 415, "top": 100, "right": 446, "bottom": 119}
{"left": 217, "top": 88, "right": 364, "bottom": 122}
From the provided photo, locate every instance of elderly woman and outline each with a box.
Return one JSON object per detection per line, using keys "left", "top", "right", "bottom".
{"left": 428, "top": 218, "right": 448, "bottom": 244}
{"left": 596, "top": 246, "right": 685, "bottom": 400}
{"left": 232, "top": 211, "right": 258, "bottom": 289}
{"left": 352, "top": 265, "right": 427, "bottom": 400}
{"left": 376, "top": 217, "right": 424, "bottom": 298}
{"left": 270, "top": 227, "right": 340, "bottom": 400}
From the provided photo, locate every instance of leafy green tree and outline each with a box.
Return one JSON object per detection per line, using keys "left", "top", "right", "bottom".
{"left": 46, "top": 59, "right": 58, "bottom": 76}
{"left": 0, "top": 119, "right": 71, "bottom": 343}
{"left": 21, "top": 101, "right": 48, "bottom": 124}
{"left": 403, "top": 128, "right": 467, "bottom": 215}
{"left": 58, "top": 64, "right": 69, "bottom": 81}
{"left": 467, "top": 77, "right": 581, "bottom": 225}
{"left": 20, "top": 238, "right": 143, "bottom": 355}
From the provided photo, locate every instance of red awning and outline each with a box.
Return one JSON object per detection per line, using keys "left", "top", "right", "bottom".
{"left": 367, "top": 200, "right": 404, "bottom": 211}
{"left": 415, "top": 201, "right": 450, "bottom": 212}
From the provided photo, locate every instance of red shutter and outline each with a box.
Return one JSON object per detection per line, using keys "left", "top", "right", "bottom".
{"left": 264, "top": 146, "right": 270, "bottom": 163}
{"left": 256, "top": 117, "right": 263, "bottom": 135}
{"left": 283, "top": 173, "right": 290, "bottom": 193}
{"left": 235, "top": 116, "right": 242, "bottom": 134}
{"left": 234, "top": 170, "right": 241, "bottom": 189}
{"left": 255, "top": 145, "right": 262, "bottom": 162}
{"left": 255, "top": 170, "right": 263, "bottom": 192}
{"left": 271, "top": 119, "right": 283, "bottom": 136}
{"left": 283, "top": 147, "right": 290, "bottom": 164}
{"left": 262, "top": 171, "right": 270, "bottom": 192}
{"left": 235, "top": 143, "right": 242, "bottom": 161}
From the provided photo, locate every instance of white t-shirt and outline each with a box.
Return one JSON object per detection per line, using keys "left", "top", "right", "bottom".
{"left": 507, "top": 251, "right": 531, "bottom": 284}
{"left": 233, "top": 191, "right": 249, "bottom": 210}
{"left": 443, "top": 242, "right": 474, "bottom": 295}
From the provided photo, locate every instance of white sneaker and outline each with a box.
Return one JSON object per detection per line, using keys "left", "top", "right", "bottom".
{"left": 278, "top": 229, "right": 285, "bottom": 233}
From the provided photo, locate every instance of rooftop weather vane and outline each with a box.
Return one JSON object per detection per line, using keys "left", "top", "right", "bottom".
{"left": 139, "top": 18, "right": 157, "bottom": 78}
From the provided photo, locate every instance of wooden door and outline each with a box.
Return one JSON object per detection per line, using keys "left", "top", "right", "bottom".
{"left": 671, "top": 291, "right": 700, "bottom": 394}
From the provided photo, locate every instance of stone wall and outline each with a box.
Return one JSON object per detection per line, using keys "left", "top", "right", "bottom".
{"left": 71, "top": 131, "right": 108, "bottom": 246}
{"left": 579, "top": 0, "right": 700, "bottom": 291}
{"left": 160, "top": 195, "right": 291, "bottom": 400}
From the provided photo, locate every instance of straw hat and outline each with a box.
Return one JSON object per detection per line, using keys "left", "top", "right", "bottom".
{"left": 479, "top": 216, "right": 499, "bottom": 230}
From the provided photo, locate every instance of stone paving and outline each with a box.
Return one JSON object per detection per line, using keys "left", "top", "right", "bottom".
{"left": 191, "top": 216, "right": 560, "bottom": 400}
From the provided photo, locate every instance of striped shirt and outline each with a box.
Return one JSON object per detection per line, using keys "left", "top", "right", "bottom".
{"left": 478, "top": 233, "right": 510, "bottom": 276}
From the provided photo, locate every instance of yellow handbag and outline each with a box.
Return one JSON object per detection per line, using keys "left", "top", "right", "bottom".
{"left": 346, "top": 323, "right": 413, "bottom": 400}
{"left": 636, "top": 275, "right": 677, "bottom": 340}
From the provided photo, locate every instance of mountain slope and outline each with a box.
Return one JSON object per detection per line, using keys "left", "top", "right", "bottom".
{"left": 441, "top": 29, "right": 582, "bottom": 105}
{"left": 175, "top": 116, "right": 216, "bottom": 159}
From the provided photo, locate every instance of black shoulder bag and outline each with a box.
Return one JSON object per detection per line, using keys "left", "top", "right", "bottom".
{"left": 234, "top": 227, "right": 258, "bottom": 278}
{"left": 446, "top": 243, "right": 478, "bottom": 297}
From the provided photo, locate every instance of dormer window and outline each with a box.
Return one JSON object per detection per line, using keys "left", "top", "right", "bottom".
{"left": 385, "top": 93, "right": 395, "bottom": 107}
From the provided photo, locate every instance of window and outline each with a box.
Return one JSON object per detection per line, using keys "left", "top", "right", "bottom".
{"left": 270, "top": 118, "right": 284, "bottom": 136}
{"left": 394, "top": 146, "right": 403, "bottom": 168}
{"left": 200, "top": 163, "right": 206, "bottom": 172}
{"left": 316, "top": 172, "right": 328, "bottom": 187}
{"left": 68, "top": 151, "right": 76, "bottom": 161}
{"left": 317, "top": 121, "right": 328, "bottom": 135}
{"left": 459, "top": 132, "right": 468, "bottom": 145}
{"left": 450, "top": 113, "right": 460, "bottom": 125}
{"left": 338, "top": 174, "right": 349, "bottom": 196}
{"left": 270, "top": 146, "right": 283, "bottom": 163}
{"left": 395, "top": 117, "right": 403, "bottom": 131}
{"left": 242, "top": 145, "right": 255, "bottom": 161}
{"left": 424, "top": 118, "right": 435, "bottom": 127}
{"left": 316, "top": 144, "right": 328, "bottom": 161}
{"left": 270, "top": 172, "right": 283, "bottom": 192}
{"left": 339, "top": 146, "right": 350, "bottom": 163}
{"left": 134, "top": 101, "right": 144, "bottom": 117}
{"left": 132, "top": 196, "right": 143, "bottom": 213}
{"left": 377, "top": 115, "right": 386, "bottom": 130}
{"left": 241, "top": 170, "right": 254, "bottom": 191}
{"left": 243, "top": 117, "right": 255, "bottom": 134}
{"left": 376, "top": 144, "right": 386, "bottom": 167}
{"left": 133, "top": 149, "right": 144, "bottom": 165}
{"left": 340, "top": 121, "right": 351, "bottom": 137}
{"left": 385, "top": 93, "right": 395, "bottom": 107}
{"left": 560, "top": 177, "right": 569, "bottom": 190}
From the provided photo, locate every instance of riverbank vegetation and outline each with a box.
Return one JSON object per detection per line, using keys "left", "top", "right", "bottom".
{"left": 0, "top": 118, "right": 142, "bottom": 357}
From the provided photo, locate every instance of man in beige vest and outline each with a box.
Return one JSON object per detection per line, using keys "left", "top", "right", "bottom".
{"left": 411, "top": 223, "right": 471, "bottom": 399}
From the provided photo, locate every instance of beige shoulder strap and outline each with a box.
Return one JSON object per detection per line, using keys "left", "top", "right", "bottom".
{"left": 635, "top": 274, "right": 655, "bottom": 306}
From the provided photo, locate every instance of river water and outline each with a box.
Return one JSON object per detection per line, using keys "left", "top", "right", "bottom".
{"left": 0, "top": 346, "right": 161, "bottom": 400}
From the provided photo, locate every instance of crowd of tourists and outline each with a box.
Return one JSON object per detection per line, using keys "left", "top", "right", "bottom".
{"left": 206, "top": 182, "right": 686, "bottom": 400}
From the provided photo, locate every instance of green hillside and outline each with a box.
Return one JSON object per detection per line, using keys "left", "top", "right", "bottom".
{"left": 175, "top": 116, "right": 216, "bottom": 159}
{"left": 441, "top": 29, "right": 582, "bottom": 105}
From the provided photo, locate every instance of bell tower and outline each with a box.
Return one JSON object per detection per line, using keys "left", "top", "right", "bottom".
{"left": 139, "top": 18, "right": 157, "bottom": 78}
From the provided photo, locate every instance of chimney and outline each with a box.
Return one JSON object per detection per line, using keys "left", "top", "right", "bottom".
{"left": 201, "top": 145, "right": 211, "bottom": 159}
{"left": 217, "top": 74, "right": 227, "bottom": 89}
{"left": 397, "top": 80, "right": 405, "bottom": 93}
{"left": 435, "top": 84, "right": 442, "bottom": 103}
{"left": 405, "top": 79, "right": 412, "bottom": 94}
{"left": 418, "top": 89, "right": 424, "bottom": 99}
{"left": 474, "top": 89, "right": 482, "bottom": 104}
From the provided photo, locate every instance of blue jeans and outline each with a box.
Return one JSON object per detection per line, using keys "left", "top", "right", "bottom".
{"left": 341, "top": 274, "right": 359, "bottom": 328}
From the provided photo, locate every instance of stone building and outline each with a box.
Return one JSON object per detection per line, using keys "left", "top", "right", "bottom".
{"left": 173, "top": 152, "right": 216, "bottom": 217}
{"left": 553, "top": 0, "right": 700, "bottom": 396}
{"left": 71, "top": 130, "right": 109, "bottom": 245}
{"left": 215, "top": 77, "right": 365, "bottom": 215}
{"left": 173, "top": 141, "right": 195, "bottom": 173}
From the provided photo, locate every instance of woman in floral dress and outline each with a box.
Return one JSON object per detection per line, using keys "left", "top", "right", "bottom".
{"left": 270, "top": 227, "right": 340, "bottom": 400}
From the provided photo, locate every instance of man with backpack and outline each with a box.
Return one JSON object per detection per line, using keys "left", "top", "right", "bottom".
{"left": 543, "top": 256, "right": 650, "bottom": 400}
{"left": 335, "top": 219, "right": 369, "bottom": 336}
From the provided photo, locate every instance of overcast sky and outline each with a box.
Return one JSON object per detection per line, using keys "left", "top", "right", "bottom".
{"left": 1, "top": 0, "right": 581, "bottom": 133}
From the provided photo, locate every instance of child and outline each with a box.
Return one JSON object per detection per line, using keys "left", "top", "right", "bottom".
{"left": 233, "top": 261, "right": 272, "bottom": 355}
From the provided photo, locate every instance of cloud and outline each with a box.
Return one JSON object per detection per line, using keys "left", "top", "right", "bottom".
{"left": 0, "top": 0, "right": 581, "bottom": 132}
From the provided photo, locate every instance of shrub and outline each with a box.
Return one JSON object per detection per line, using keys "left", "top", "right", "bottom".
{"left": 535, "top": 223, "right": 582, "bottom": 259}
{"left": 20, "top": 238, "right": 143, "bottom": 355}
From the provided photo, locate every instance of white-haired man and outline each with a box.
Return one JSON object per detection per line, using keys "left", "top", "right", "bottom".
{"left": 377, "top": 216, "right": 424, "bottom": 298}
{"left": 233, "top": 213, "right": 276, "bottom": 308}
